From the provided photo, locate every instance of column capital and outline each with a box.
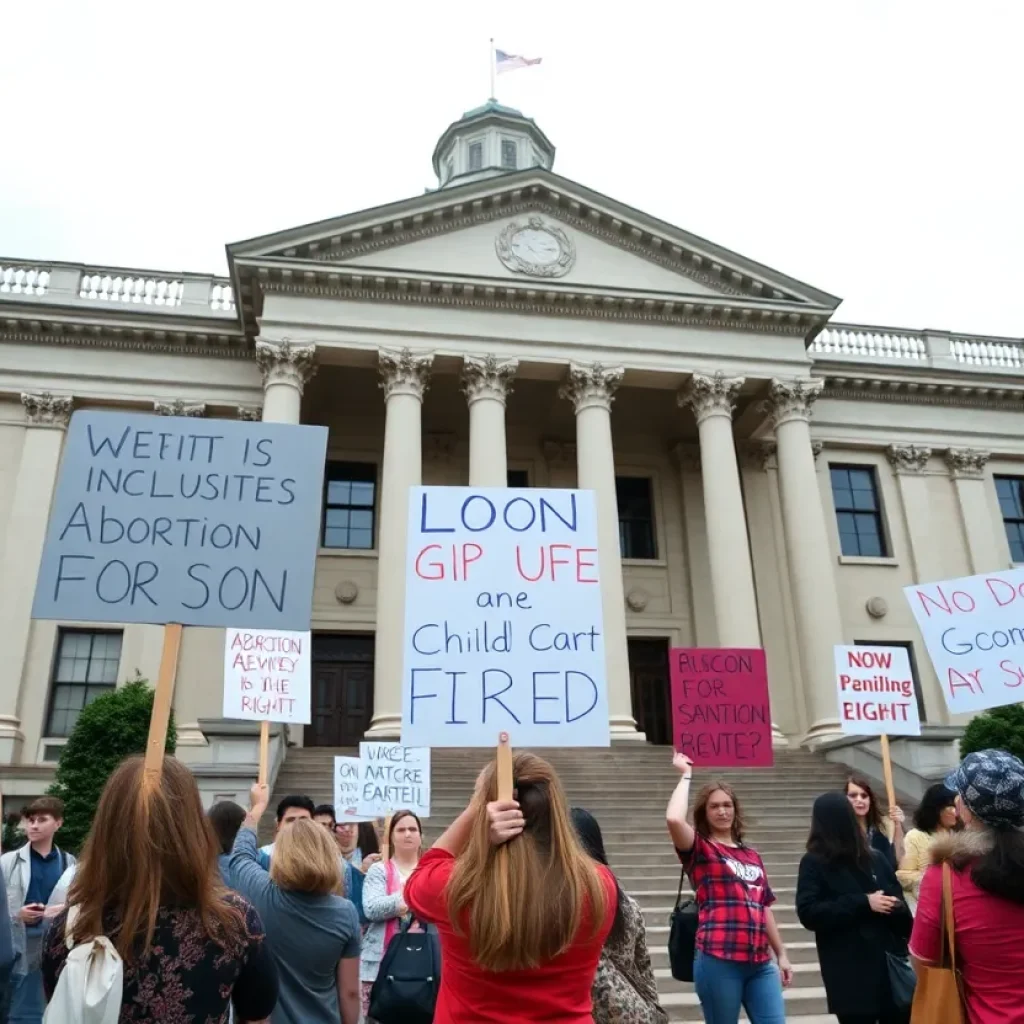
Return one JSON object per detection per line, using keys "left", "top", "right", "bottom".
{"left": 764, "top": 377, "right": 823, "bottom": 428}
{"left": 237, "top": 405, "right": 264, "bottom": 421}
{"left": 255, "top": 340, "right": 318, "bottom": 394}
{"left": 154, "top": 399, "right": 206, "bottom": 417}
{"left": 462, "top": 354, "right": 517, "bottom": 405}
{"left": 886, "top": 443, "right": 932, "bottom": 475}
{"left": 742, "top": 440, "right": 778, "bottom": 471}
{"left": 945, "top": 447, "right": 990, "bottom": 479}
{"left": 542, "top": 439, "right": 577, "bottom": 466}
{"left": 679, "top": 372, "right": 744, "bottom": 425}
{"left": 671, "top": 441, "right": 701, "bottom": 473}
{"left": 21, "top": 392, "right": 73, "bottom": 429}
{"left": 378, "top": 347, "right": 433, "bottom": 401}
{"left": 559, "top": 362, "right": 624, "bottom": 413}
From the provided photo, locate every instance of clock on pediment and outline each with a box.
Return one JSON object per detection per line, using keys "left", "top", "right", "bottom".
{"left": 495, "top": 215, "right": 576, "bottom": 278}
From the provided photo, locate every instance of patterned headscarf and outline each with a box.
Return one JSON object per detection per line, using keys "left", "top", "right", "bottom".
{"left": 945, "top": 749, "right": 1024, "bottom": 829}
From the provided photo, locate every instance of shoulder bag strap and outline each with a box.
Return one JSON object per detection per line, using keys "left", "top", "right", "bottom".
{"left": 674, "top": 866, "right": 686, "bottom": 910}
{"left": 941, "top": 862, "right": 957, "bottom": 969}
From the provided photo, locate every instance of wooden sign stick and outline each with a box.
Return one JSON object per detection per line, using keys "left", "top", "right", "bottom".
{"left": 258, "top": 721, "right": 271, "bottom": 787}
{"left": 144, "top": 623, "right": 183, "bottom": 781}
{"left": 880, "top": 733, "right": 897, "bottom": 812}
{"left": 496, "top": 731, "right": 513, "bottom": 802}
{"left": 381, "top": 815, "right": 393, "bottom": 861}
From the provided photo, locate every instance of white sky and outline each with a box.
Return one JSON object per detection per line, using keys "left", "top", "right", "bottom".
{"left": 2, "top": 0, "right": 1021, "bottom": 337}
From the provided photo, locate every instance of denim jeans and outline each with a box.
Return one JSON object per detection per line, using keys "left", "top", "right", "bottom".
{"left": 693, "top": 950, "right": 786, "bottom": 1024}
{"left": 9, "top": 969, "right": 45, "bottom": 1024}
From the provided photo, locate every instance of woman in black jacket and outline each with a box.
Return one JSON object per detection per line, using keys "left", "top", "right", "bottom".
{"left": 796, "top": 792, "right": 912, "bottom": 1024}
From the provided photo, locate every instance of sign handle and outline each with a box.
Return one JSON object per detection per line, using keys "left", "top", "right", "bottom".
{"left": 144, "top": 623, "right": 183, "bottom": 781}
{"left": 381, "top": 815, "right": 393, "bottom": 861}
{"left": 496, "top": 731, "right": 513, "bottom": 802}
{"left": 258, "top": 721, "right": 270, "bottom": 787}
{"left": 880, "top": 733, "right": 897, "bottom": 812}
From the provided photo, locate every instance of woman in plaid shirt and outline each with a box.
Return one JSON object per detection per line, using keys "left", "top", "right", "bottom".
{"left": 666, "top": 752, "right": 792, "bottom": 1024}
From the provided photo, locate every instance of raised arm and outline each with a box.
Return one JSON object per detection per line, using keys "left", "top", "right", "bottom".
{"left": 666, "top": 752, "right": 696, "bottom": 853}
{"left": 229, "top": 783, "right": 275, "bottom": 905}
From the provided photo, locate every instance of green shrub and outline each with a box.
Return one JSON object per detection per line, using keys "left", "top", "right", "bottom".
{"left": 960, "top": 704, "right": 1024, "bottom": 763}
{"left": 47, "top": 677, "right": 176, "bottom": 853}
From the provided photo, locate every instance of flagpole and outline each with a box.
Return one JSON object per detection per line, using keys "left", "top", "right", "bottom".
{"left": 489, "top": 37, "right": 496, "bottom": 101}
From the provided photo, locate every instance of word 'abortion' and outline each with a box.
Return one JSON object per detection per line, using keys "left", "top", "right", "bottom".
{"left": 228, "top": 631, "right": 304, "bottom": 675}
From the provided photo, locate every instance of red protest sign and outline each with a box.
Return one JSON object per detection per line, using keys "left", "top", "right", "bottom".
{"left": 669, "top": 647, "right": 773, "bottom": 767}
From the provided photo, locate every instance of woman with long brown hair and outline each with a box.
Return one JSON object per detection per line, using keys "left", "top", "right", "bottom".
{"left": 40, "top": 756, "right": 278, "bottom": 1023}
{"left": 404, "top": 751, "right": 616, "bottom": 1023}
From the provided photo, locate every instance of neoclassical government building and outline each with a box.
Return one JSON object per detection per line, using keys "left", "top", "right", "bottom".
{"left": 2, "top": 101, "right": 1022, "bottom": 805}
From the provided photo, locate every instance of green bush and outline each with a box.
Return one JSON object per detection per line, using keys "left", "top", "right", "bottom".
{"left": 47, "top": 677, "right": 176, "bottom": 853}
{"left": 960, "top": 704, "right": 1024, "bottom": 763}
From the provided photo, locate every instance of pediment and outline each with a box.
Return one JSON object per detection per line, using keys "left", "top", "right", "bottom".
{"left": 229, "top": 170, "right": 840, "bottom": 311}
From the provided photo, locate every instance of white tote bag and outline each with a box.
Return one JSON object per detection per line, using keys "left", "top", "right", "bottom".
{"left": 43, "top": 907, "right": 123, "bottom": 1024}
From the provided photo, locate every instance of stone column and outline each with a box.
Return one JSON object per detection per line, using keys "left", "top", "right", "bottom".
{"left": 154, "top": 399, "right": 207, "bottom": 417}
{"left": 462, "top": 355, "right": 517, "bottom": 487}
{"left": 0, "top": 393, "right": 73, "bottom": 763}
{"left": 679, "top": 373, "right": 761, "bottom": 647}
{"left": 885, "top": 445, "right": 939, "bottom": 582}
{"left": 766, "top": 378, "right": 845, "bottom": 746}
{"left": 945, "top": 448, "right": 1005, "bottom": 572}
{"left": 255, "top": 340, "right": 317, "bottom": 424}
{"left": 559, "top": 363, "right": 642, "bottom": 740}
{"left": 367, "top": 348, "right": 433, "bottom": 737}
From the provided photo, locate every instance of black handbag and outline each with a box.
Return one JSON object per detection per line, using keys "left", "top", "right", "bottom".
{"left": 368, "top": 915, "right": 441, "bottom": 1024}
{"left": 667, "top": 867, "right": 699, "bottom": 982}
{"left": 886, "top": 951, "right": 917, "bottom": 1010}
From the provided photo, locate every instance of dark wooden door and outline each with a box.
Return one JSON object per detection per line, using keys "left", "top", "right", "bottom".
{"left": 307, "top": 634, "right": 374, "bottom": 747}
{"left": 628, "top": 637, "right": 672, "bottom": 745}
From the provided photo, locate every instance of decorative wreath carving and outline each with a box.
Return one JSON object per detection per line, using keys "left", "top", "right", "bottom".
{"left": 495, "top": 215, "right": 576, "bottom": 278}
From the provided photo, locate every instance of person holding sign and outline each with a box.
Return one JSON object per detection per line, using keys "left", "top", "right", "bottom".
{"left": 665, "top": 752, "right": 791, "bottom": 1024}
{"left": 846, "top": 775, "right": 905, "bottom": 869}
{"left": 403, "top": 752, "right": 617, "bottom": 1023}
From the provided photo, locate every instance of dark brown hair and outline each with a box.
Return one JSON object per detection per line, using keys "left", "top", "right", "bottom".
{"left": 845, "top": 774, "right": 884, "bottom": 833}
{"left": 357, "top": 821, "right": 380, "bottom": 857}
{"left": 23, "top": 796, "right": 64, "bottom": 819}
{"left": 387, "top": 810, "right": 422, "bottom": 859}
{"left": 692, "top": 781, "right": 745, "bottom": 844}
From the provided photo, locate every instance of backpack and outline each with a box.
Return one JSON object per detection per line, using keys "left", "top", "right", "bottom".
{"left": 43, "top": 906, "right": 123, "bottom": 1024}
{"left": 367, "top": 915, "right": 441, "bottom": 1024}
{"left": 667, "top": 867, "right": 698, "bottom": 982}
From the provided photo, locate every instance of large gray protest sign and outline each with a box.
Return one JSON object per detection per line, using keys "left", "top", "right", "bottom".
{"left": 32, "top": 410, "right": 328, "bottom": 629}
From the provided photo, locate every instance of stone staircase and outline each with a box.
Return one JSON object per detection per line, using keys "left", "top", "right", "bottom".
{"left": 270, "top": 744, "right": 851, "bottom": 1022}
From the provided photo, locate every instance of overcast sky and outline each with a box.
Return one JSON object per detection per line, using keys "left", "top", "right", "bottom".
{"left": 2, "top": 1, "right": 1021, "bottom": 337}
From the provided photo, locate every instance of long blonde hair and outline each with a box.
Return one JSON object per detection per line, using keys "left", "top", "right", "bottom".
{"left": 445, "top": 752, "right": 609, "bottom": 972}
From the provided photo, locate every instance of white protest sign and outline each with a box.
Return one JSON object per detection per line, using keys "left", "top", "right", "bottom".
{"left": 401, "top": 486, "right": 609, "bottom": 747}
{"left": 835, "top": 645, "right": 921, "bottom": 736}
{"left": 357, "top": 742, "right": 430, "bottom": 819}
{"left": 906, "top": 568, "right": 1024, "bottom": 714}
{"left": 223, "top": 629, "right": 311, "bottom": 724}
{"left": 334, "top": 757, "right": 373, "bottom": 823}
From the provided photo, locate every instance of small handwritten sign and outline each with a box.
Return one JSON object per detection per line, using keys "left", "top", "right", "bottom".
{"left": 906, "top": 568, "right": 1024, "bottom": 714}
{"left": 835, "top": 645, "right": 920, "bottom": 736}
{"left": 669, "top": 648, "right": 773, "bottom": 767}
{"left": 401, "top": 486, "right": 609, "bottom": 747}
{"left": 357, "top": 742, "right": 430, "bottom": 819}
{"left": 334, "top": 756, "right": 374, "bottom": 823}
{"left": 222, "top": 628, "right": 311, "bottom": 724}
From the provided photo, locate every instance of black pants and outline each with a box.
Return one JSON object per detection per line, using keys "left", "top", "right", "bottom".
{"left": 836, "top": 1012, "right": 910, "bottom": 1024}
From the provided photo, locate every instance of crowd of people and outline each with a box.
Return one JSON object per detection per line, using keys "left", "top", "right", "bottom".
{"left": 0, "top": 744, "right": 1022, "bottom": 1024}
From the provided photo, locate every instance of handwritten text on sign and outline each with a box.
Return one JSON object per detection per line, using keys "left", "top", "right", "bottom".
{"left": 401, "top": 487, "right": 609, "bottom": 748}
{"left": 670, "top": 648, "right": 773, "bottom": 766}
{"left": 357, "top": 743, "right": 431, "bottom": 819}
{"left": 835, "top": 645, "right": 920, "bottom": 736}
{"left": 334, "top": 757, "right": 374, "bottom": 823}
{"left": 31, "top": 411, "right": 328, "bottom": 629}
{"left": 223, "top": 629, "right": 311, "bottom": 724}
{"left": 906, "top": 568, "right": 1024, "bottom": 714}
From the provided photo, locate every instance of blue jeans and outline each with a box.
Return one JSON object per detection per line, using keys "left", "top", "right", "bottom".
{"left": 693, "top": 951, "right": 786, "bottom": 1024}
{"left": 9, "top": 968, "right": 44, "bottom": 1024}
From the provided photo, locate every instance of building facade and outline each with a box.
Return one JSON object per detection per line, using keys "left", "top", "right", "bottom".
{"left": 2, "top": 102, "right": 1022, "bottom": 805}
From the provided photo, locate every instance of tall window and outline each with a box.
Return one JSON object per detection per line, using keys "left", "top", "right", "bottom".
{"left": 616, "top": 476, "right": 657, "bottom": 559}
{"left": 47, "top": 630, "right": 123, "bottom": 737}
{"left": 854, "top": 639, "right": 927, "bottom": 722}
{"left": 501, "top": 139, "right": 517, "bottom": 169}
{"left": 468, "top": 142, "right": 483, "bottom": 171}
{"left": 323, "top": 462, "right": 376, "bottom": 549}
{"left": 996, "top": 476, "right": 1024, "bottom": 562}
{"left": 830, "top": 465, "right": 887, "bottom": 557}
{"left": 507, "top": 469, "right": 530, "bottom": 488}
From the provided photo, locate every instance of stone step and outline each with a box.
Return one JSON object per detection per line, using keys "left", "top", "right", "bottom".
{"left": 662, "top": 985, "right": 829, "bottom": 1020}
{"left": 648, "top": 939, "right": 819, "bottom": 968}
{"left": 655, "top": 960, "right": 822, "bottom": 992}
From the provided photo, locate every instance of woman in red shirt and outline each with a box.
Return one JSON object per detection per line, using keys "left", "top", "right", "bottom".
{"left": 910, "top": 748, "right": 1024, "bottom": 1024}
{"left": 403, "top": 750, "right": 617, "bottom": 1023}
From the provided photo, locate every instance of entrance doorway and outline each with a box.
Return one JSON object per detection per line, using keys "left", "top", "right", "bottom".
{"left": 307, "top": 633, "right": 375, "bottom": 747}
{"left": 628, "top": 637, "right": 672, "bottom": 745}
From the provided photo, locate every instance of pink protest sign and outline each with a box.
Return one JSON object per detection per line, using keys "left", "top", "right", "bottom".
{"left": 669, "top": 647, "right": 773, "bottom": 767}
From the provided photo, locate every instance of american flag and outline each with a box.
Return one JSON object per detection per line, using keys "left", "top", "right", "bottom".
{"left": 495, "top": 49, "right": 542, "bottom": 74}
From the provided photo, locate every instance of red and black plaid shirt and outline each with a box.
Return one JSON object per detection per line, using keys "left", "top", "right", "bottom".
{"left": 677, "top": 832, "right": 776, "bottom": 963}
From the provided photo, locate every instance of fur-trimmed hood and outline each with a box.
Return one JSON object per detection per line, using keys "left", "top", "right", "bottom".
{"left": 929, "top": 828, "right": 993, "bottom": 869}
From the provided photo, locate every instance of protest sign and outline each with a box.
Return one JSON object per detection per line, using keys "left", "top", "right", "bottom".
{"left": 32, "top": 410, "right": 328, "bottom": 630}
{"left": 401, "top": 486, "right": 609, "bottom": 748}
{"left": 669, "top": 648, "right": 773, "bottom": 766}
{"left": 835, "top": 645, "right": 920, "bottom": 736}
{"left": 334, "top": 757, "right": 374, "bottom": 823}
{"left": 223, "top": 629, "right": 311, "bottom": 725}
{"left": 906, "top": 568, "right": 1024, "bottom": 714}
{"left": 357, "top": 742, "right": 431, "bottom": 819}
